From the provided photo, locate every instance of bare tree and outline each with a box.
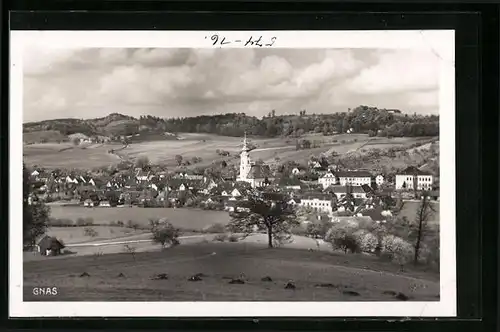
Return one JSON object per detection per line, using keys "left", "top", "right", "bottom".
{"left": 412, "top": 192, "right": 436, "bottom": 265}
{"left": 123, "top": 244, "right": 137, "bottom": 261}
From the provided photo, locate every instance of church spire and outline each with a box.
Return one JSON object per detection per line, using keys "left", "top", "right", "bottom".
{"left": 242, "top": 131, "right": 248, "bottom": 152}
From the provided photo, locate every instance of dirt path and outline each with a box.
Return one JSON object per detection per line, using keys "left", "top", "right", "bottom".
{"left": 66, "top": 234, "right": 207, "bottom": 247}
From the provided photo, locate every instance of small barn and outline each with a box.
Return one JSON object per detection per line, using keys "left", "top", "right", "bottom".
{"left": 37, "top": 235, "right": 65, "bottom": 256}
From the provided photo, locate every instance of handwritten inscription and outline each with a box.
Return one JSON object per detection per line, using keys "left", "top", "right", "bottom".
{"left": 206, "top": 34, "right": 277, "bottom": 48}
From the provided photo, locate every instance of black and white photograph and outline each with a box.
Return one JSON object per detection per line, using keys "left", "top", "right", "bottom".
{"left": 10, "top": 30, "right": 456, "bottom": 317}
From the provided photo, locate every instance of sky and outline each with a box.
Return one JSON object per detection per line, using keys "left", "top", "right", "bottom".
{"left": 22, "top": 48, "right": 440, "bottom": 122}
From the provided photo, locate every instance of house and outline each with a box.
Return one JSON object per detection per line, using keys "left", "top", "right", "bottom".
{"left": 224, "top": 199, "right": 249, "bottom": 212}
{"left": 231, "top": 188, "right": 243, "bottom": 197}
{"left": 318, "top": 171, "right": 337, "bottom": 189}
{"left": 99, "top": 200, "right": 111, "bottom": 207}
{"left": 291, "top": 167, "right": 305, "bottom": 176}
{"left": 325, "top": 185, "right": 368, "bottom": 199}
{"left": 136, "top": 170, "right": 152, "bottom": 182}
{"left": 288, "top": 198, "right": 301, "bottom": 206}
{"left": 31, "top": 169, "right": 40, "bottom": 178}
{"left": 375, "top": 175, "right": 384, "bottom": 186}
{"left": 83, "top": 199, "right": 95, "bottom": 207}
{"left": 200, "top": 179, "right": 218, "bottom": 194}
{"left": 298, "top": 193, "right": 334, "bottom": 213}
{"left": 36, "top": 235, "right": 65, "bottom": 256}
{"left": 246, "top": 164, "right": 274, "bottom": 188}
{"left": 336, "top": 170, "right": 372, "bottom": 186}
{"left": 395, "top": 166, "right": 433, "bottom": 190}
{"left": 65, "top": 176, "right": 78, "bottom": 184}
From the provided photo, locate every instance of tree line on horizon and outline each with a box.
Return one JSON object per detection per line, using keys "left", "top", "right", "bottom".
{"left": 23, "top": 106, "right": 439, "bottom": 140}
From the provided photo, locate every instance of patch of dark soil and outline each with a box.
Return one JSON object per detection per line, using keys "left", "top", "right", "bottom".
{"left": 194, "top": 273, "right": 207, "bottom": 278}
{"left": 261, "top": 276, "right": 273, "bottom": 282}
{"left": 342, "top": 290, "right": 360, "bottom": 296}
{"left": 382, "top": 290, "right": 397, "bottom": 296}
{"left": 151, "top": 273, "right": 168, "bottom": 280}
{"left": 80, "top": 272, "right": 90, "bottom": 277}
{"left": 117, "top": 273, "right": 126, "bottom": 278}
{"left": 395, "top": 292, "right": 410, "bottom": 301}
{"left": 229, "top": 278, "right": 245, "bottom": 285}
{"left": 315, "top": 283, "right": 339, "bottom": 288}
{"left": 188, "top": 275, "right": 203, "bottom": 282}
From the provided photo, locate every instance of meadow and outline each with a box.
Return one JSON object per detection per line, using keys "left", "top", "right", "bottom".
{"left": 22, "top": 132, "right": 430, "bottom": 170}
{"left": 45, "top": 225, "right": 148, "bottom": 245}
{"left": 23, "top": 143, "right": 121, "bottom": 169}
{"left": 48, "top": 206, "right": 231, "bottom": 230}
{"left": 23, "top": 241, "right": 440, "bottom": 301}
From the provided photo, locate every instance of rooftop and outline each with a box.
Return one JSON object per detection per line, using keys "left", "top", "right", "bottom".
{"left": 336, "top": 170, "right": 372, "bottom": 178}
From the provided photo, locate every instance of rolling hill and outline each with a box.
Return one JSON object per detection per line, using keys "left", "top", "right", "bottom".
{"left": 22, "top": 106, "right": 439, "bottom": 144}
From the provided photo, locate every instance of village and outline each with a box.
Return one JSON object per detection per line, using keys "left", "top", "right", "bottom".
{"left": 27, "top": 133, "right": 439, "bottom": 226}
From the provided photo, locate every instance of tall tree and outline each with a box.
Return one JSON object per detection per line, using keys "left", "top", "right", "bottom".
{"left": 23, "top": 163, "right": 50, "bottom": 248}
{"left": 135, "top": 156, "right": 150, "bottom": 171}
{"left": 227, "top": 191, "right": 299, "bottom": 248}
{"left": 411, "top": 192, "right": 436, "bottom": 265}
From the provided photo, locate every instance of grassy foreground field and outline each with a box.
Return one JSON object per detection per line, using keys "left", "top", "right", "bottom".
{"left": 49, "top": 206, "right": 231, "bottom": 230}
{"left": 23, "top": 242, "right": 439, "bottom": 301}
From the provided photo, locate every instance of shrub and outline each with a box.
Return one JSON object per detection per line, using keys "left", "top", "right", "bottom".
{"left": 84, "top": 227, "right": 98, "bottom": 237}
{"left": 203, "top": 223, "right": 226, "bottom": 234}
{"left": 324, "top": 223, "right": 360, "bottom": 254}
{"left": 76, "top": 218, "right": 87, "bottom": 226}
{"left": 149, "top": 218, "right": 180, "bottom": 248}
{"left": 381, "top": 235, "right": 414, "bottom": 266}
{"left": 228, "top": 234, "right": 239, "bottom": 242}
{"left": 305, "top": 220, "right": 331, "bottom": 239}
{"left": 126, "top": 220, "right": 135, "bottom": 229}
{"left": 353, "top": 230, "right": 379, "bottom": 253}
{"left": 116, "top": 220, "right": 124, "bottom": 227}
{"left": 213, "top": 233, "right": 228, "bottom": 242}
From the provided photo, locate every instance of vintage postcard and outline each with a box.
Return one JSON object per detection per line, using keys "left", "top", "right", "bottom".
{"left": 10, "top": 30, "right": 455, "bottom": 317}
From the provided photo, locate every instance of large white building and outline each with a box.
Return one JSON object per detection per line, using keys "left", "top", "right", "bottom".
{"left": 297, "top": 193, "right": 334, "bottom": 213}
{"left": 318, "top": 172, "right": 337, "bottom": 189}
{"left": 395, "top": 166, "right": 433, "bottom": 190}
{"left": 237, "top": 133, "right": 274, "bottom": 188}
{"left": 336, "top": 171, "right": 372, "bottom": 186}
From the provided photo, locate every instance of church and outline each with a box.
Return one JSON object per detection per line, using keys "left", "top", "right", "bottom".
{"left": 237, "top": 133, "right": 274, "bottom": 188}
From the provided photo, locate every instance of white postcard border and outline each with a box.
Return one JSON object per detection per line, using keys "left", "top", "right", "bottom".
{"left": 10, "top": 30, "right": 456, "bottom": 317}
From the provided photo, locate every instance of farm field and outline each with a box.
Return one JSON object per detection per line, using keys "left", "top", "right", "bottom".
{"left": 23, "top": 132, "right": 431, "bottom": 170}
{"left": 23, "top": 143, "right": 121, "bottom": 169}
{"left": 49, "top": 206, "right": 231, "bottom": 230}
{"left": 23, "top": 241, "right": 440, "bottom": 301}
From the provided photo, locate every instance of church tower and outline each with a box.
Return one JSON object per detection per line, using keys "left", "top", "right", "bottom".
{"left": 238, "top": 132, "right": 252, "bottom": 181}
